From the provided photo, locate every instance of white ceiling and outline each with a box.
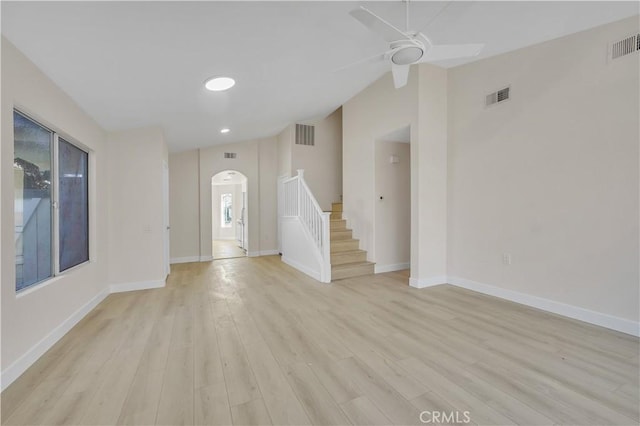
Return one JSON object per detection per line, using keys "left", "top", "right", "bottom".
{"left": 2, "top": 1, "right": 637, "bottom": 152}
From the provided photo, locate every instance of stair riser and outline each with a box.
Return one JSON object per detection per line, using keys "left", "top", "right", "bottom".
{"left": 330, "top": 230, "right": 352, "bottom": 241}
{"left": 332, "top": 264, "right": 375, "bottom": 280}
{"left": 330, "top": 212, "right": 342, "bottom": 220}
{"left": 332, "top": 203, "right": 343, "bottom": 212}
{"left": 331, "top": 240, "right": 359, "bottom": 252}
{"left": 331, "top": 251, "right": 367, "bottom": 265}
{"left": 330, "top": 220, "right": 347, "bottom": 230}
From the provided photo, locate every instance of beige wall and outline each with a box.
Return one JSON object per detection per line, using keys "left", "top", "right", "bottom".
{"left": 169, "top": 150, "right": 200, "bottom": 261}
{"left": 169, "top": 137, "right": 279, "bottom": 260}
{"left": 291, "top": 108, "right": 343, "bottom": 211}
{"left": 277, "top": 124, "right": 293, "bottom": 178}
{"left": 1, "top": 37, "right": 109, "bottom": 370}
{"left": 107, "top": 126, "right": 168, "bottom": 286}
{"left": 343, "top": 71, "right": 418, "bottom": 264}
{"left": 374, "top": 141, "right": 411, "bottom": 270}
{"left": 447, "top": 16, "right": 639, "bottom": 322}
{"left": 342, "top": 65, "right": 448, "bottom": 283}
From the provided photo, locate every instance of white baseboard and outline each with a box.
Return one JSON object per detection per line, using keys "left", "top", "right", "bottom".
{"left": 281, "top": 256, "right": 321, "bottom": 282}
{"left": 375, "top": 263, "right": 410, "bottom": 274}
{"left": 409, "top": 275, "right": 448, "bottom": 289}
{"left": 199, "top": 255, "right": 214, "bottom": 262}
{"left": 447, "top": 276, "right": 640, "bottom": 337}
{"left": 170, "top": 256, "right": 200, "bottom": 264}
{"left": 247, "top": 250, "right": 277, "bottom": 257}
{"left": 1, "top": 287, "right": 110, "bottom": 391}
{"left": 110, "top": 279, "right": 165, "bottom": 294}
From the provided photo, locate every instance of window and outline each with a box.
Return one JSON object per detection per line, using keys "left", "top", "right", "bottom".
{"left": 13, "top": 110, "right": 90, "bottom": 292}
{"left": 221, "top": 193, "right": 232, "bottom": 228}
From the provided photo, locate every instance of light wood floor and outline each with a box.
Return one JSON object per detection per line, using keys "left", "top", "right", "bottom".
{"left": 2, "top": 256, "right": 638, "bottom": 425}
{"left": 213, "top": 240, "right": 246, "bottom": 259}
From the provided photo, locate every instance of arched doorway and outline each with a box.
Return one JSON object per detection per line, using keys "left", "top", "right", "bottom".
{"left": 211, "top": 170, "right": 248, "bottom": 259}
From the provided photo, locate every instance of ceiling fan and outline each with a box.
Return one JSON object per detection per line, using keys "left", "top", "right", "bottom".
{"left": 347, "top": 0, "right": 484, "bottom": 88}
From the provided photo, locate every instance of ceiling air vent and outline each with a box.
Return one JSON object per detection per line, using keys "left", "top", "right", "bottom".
{"left": 223, "top": 152, "right": 237, "bottom": 159}
{"left": 295, "top": 124, "right": 315, "bottom": 146}
{"left": 610, "top": 33, "right": 640, "bottom": 61}
{"left": 486, "top": 86, "right": 510, "bottom": 107}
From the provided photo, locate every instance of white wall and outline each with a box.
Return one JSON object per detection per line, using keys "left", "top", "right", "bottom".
{"left": 374, "top": 141, "right": 411, "bottom": 271}
{"left": 292, "top": 108, "right": 343, "bottom": 211}
{"left": 1, "top": 37, "right": 109, "bottom": 373}
{"left": 447, "top": 16, "right": 639, "bottom": 324}
{"left": 107, "top": 127, "right": 168, "bottom": 286}
{"left": 169, "top": 150, "right": 200, "bottom": 261}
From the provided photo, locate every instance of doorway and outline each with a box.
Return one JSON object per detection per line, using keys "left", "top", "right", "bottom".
{"left": 374, "top": 126, "right": 411, "bottom": 278}
{"left": 211, "top": 170, "right": 248, "bottom": 259}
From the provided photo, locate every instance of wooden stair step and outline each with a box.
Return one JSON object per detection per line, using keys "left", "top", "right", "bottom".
{"left": 331, "top": 249, "right": 367, "bottom": 265}
{"left": 331, "top": 202, "right": 343, "bottom": 212}
{"left": 330, "top": 229, "right": 352, "bottom": 240}
{"left": 330, "top": 212, "right": 342, "bottom": 220}
{"left": 330, "top": 219, "right": 347, "bottom": 230}
{"left": 330, "top": 239, "right": 359, "bottom": 252}
{"left": 332, "top": 261, "right": 375, "bottom": 280}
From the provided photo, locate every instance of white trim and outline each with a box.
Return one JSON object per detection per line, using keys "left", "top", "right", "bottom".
{"left": 409, "top": 275, "right": 448, "bottom": 289}
{"left": 110, "top": 279, "right": 165, "bottom": 294}
{"left": 281, "top": 256, "right": 322, "bottom": 282}
{"left": 375, "top": 263, "right": 410, "bottom": 274}
{"left": 170, "top": 256, "right": 200, "bottom": 264}
{"left": 447, "top": 276, "right": 640, "bottom": 337}
{"left": 1, "top": 287, "right": 109, "bottom": 391}
{"left": 247, "top": 251, "right": 278, "bottom": 257}
{"left": 199, "top": 255, "right": 214, "bottom": 262}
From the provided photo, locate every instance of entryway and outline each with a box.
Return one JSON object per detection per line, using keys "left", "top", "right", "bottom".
{"left": 211, "top": 170, "right": 248, "bottom": 259}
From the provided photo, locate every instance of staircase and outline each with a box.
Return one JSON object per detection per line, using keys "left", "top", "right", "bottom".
{"left": 329, "top": 202, "right": 375, "bottom": 280}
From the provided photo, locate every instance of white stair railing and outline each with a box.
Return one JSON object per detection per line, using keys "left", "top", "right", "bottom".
{"left": 280, "top": 170, "right": 331, "bottom": 282}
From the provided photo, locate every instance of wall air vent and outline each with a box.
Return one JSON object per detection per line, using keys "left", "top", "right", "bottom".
{"left": 610, "top": 33, "right": 640, "bottom": 61}
{"left": 485, "top": 86, "right": 510, "bottom": 107}
{"left": 295, "top": 124, "right": 315, "bottom": 146}
{"left": 223, "top": 152, "right": 237, "bottom": 159}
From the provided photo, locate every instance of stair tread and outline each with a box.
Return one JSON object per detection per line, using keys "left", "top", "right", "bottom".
{"left": 331, "top": 249, "right": 366, "bottom": 254}
{"left": 332, "top": 261, "right": 374, "bottom": 270}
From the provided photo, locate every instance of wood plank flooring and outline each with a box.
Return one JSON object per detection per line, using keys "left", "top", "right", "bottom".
{"left": 2, "top": 256, "right": 638, "bottom": 425}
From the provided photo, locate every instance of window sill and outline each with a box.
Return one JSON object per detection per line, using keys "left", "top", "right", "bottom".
{"left": 16, "top": 260, "right": 92, "bottom": 299}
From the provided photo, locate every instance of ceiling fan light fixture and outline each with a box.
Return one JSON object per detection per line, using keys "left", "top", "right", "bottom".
{"left": 205, "top": 76, "right": 236, "bottom": 91}
{"left": 391, "top": 46, "right": 424, "bottom": 65}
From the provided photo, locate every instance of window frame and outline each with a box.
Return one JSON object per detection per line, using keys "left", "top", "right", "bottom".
{"left": 14, "top": 108, "right": 92, "bottom": 294}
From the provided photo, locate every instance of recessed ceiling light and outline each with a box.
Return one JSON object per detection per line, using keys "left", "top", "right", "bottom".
{"left": 220, "top": 128, "right": 230, "bottom": 134}
{"left": 205, "top": 76, "right": 235, "bottom": 91}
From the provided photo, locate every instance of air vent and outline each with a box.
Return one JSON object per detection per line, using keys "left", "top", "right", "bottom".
{"left": 610, "top": 33, "right": 640, "bottom": 60}
{"left": 486, "top": 87, "right": 510, "bottom": 107}
{"left": 224, "top": 152, "right": 237, "bottom": 159}
{"left": 295, "top": 124, "right": 315, "bottom": 146}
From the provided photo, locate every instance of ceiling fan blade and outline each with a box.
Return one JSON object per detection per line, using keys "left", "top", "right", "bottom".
{"left": 391, "top": 64, "right": 410, "bottom": 89}
{"left": 350, "top": 6, "right": 409, "bottom": 43}
{"left": 421, "top": 43, "right": 485, "bottom": 62}
{"left": 332, "top": 51, "right": 386, "bottom": 73}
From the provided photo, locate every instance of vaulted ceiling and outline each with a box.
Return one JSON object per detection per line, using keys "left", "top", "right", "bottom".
{"left": 2, "top": 1, "right": 637, "bottom": 152}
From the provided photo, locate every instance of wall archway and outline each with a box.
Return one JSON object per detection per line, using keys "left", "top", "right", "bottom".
{"left": 211, "top": 170, "right": 248, "bottom": 259}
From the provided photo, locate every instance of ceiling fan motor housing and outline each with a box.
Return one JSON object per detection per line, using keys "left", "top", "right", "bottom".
{"left": 389, "top": 39, "right": 425, "bottom": 65}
